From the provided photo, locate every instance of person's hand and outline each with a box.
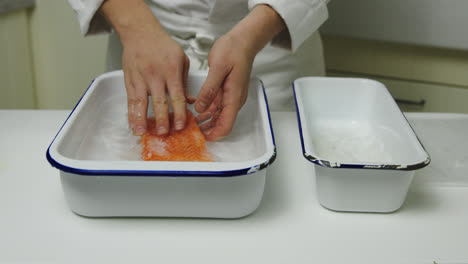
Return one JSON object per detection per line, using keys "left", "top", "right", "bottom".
{"left": 194, "top": 33, "right": 255, "bottom": 141}
{"left": 101, "top": 0, "right": 193, "bottom": 136}
{"left": 194, "top": 4, "right": 286, "bottom": 141}
{"left": 121, "top": 23, "right": 192, "bottom": 136}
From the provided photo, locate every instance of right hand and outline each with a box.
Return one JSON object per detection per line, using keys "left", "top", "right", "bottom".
{"left": 101, "top": 0, "right": 193, "bottom": 136}
{"left": 121, "top": 25, "right": 193, "bottom": 136}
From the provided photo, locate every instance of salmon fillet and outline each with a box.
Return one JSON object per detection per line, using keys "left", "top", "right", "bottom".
{"left": 140, "top": 111, "right": 213, "bottom": 162}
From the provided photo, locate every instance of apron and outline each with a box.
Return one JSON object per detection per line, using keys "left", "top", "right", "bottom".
{"left": 106, "top": 2, "right": 325, "bottom": 111}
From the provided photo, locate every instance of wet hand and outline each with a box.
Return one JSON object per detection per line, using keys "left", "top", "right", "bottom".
{"left": 194, "top": 4, "right": 286, "bottom": 141}
{"left": 101, "top": 0, "right": 194, "bottom": 136}
{"left": 194, "top": 33, "right": 255, "bottom": 141}
{"left": 121, "top": 29, "right": 193, "bottom": 136}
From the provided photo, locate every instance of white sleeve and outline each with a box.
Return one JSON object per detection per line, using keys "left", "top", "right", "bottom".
{"left": 248, "top": 0, "right": 329, "bottom": 52}
{"left": 67, "top": 0, "right": 111, "bottom": 36}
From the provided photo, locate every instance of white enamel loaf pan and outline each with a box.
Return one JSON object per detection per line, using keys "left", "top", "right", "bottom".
{"left": 293, "top": 77, "right": 430, "bottom": 213}
{"left": 46, "top": 71, "right": 276, "bottom": 218}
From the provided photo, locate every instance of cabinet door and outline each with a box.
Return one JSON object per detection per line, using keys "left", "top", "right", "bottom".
{"left": 384, "top": 78, "right": 468, "bottom": 114}
{"left": 323, "top": 35, "right": 468, "bottom": 88}
{"left": 328, "top": 71, "right": 468, "bottom": 114}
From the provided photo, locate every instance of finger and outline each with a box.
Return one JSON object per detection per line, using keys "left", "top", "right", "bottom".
{"left": 131, "top": 73, "right": 149, "bottom": 136}
{"left": 167, "top": 62, "right": 187, "bottom": 131}
{"left": 195, "top": 91, "right": 222, "bottom": 123}
{"left": 199, "top": 100, "right": 221, "bottom": 133}
{"left": 204, "top": 102, "right": 239, "bottom": 141}
{"left": 148, "top": 79, "right": 169, "bottom": 136}
{"left": 123, "top": 68, "right": 136, "bottom": 130}
{"left": 196, "top": 111, "right": 214, "bottom": 124}
{"left": 195, "top": 103, "right": 218, "bottom": 124}
{"left": 204, "top": 71, "right": 245, "bottom": 141}
{"left": 199, "top": 109, "right": 221, "bottom": 131}
{"left": 183, "top": 56, "right": 195, "bottom": 105}
{"left": 195, "top": 65, "right": 230, "bottom": 113}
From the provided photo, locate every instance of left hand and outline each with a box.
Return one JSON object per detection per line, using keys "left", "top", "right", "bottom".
{"left": 194, "top": 4, "right": 286, "bottom": 141}
{"left": 194, "top": 33, "right": 255, "bottom": 141}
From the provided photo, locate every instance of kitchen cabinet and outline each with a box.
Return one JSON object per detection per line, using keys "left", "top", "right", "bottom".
{"left": 327, "top": 71, "right": 468, "bottom": 113}
{"left": 323, "top": 35, "right": 468, "bottom": 113}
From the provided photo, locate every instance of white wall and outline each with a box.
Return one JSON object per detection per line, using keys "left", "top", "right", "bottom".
{"left": 0, "top": 10, "right": 35, "bottom": 109}
{"left": 0, "top": 0, "right": 109, "bottom": 109}
{"left": 321, "top": 0, "right": 468, "bottom": 50}
{"left": 29, "top": 0, "right": 109, "bottom": 109}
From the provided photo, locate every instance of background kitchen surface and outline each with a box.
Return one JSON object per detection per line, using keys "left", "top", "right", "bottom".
{"left": 1, "top": 0, "right": 468, "bottom": 112}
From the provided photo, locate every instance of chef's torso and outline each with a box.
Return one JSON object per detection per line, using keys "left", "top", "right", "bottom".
{"left": 147, "top": 0, "right": 249, "bottom": 22}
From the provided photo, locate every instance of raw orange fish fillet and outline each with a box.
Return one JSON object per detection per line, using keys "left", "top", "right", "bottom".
{"left": 140, "top": 111, "right": 213, "bottom": 162}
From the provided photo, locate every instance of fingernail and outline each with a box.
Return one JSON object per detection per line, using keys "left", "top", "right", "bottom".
{"left": 135, "top": 126, "right": 145, "bottom": 136}
{"left": 198, "top": 101, "right": 207, "bottom": 109}
{"left": 157, "top": 126, "right": 168, "bottom": 135}
{"left": 175, "top": 120, "right": 184, "bottom": 130}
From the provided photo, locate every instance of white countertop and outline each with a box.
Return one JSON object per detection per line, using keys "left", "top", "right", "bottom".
{"left": 1, "top": 110, "right": 467, "bottom": 263}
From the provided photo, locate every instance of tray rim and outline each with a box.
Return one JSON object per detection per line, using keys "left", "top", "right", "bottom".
{"left": 293, "top": 76, "right": 431, "bottom": 171}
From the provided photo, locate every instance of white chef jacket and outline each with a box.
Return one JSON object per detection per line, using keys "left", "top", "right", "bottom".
{"left": 68, "top": 0, "right": 329, "bottom": 110}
